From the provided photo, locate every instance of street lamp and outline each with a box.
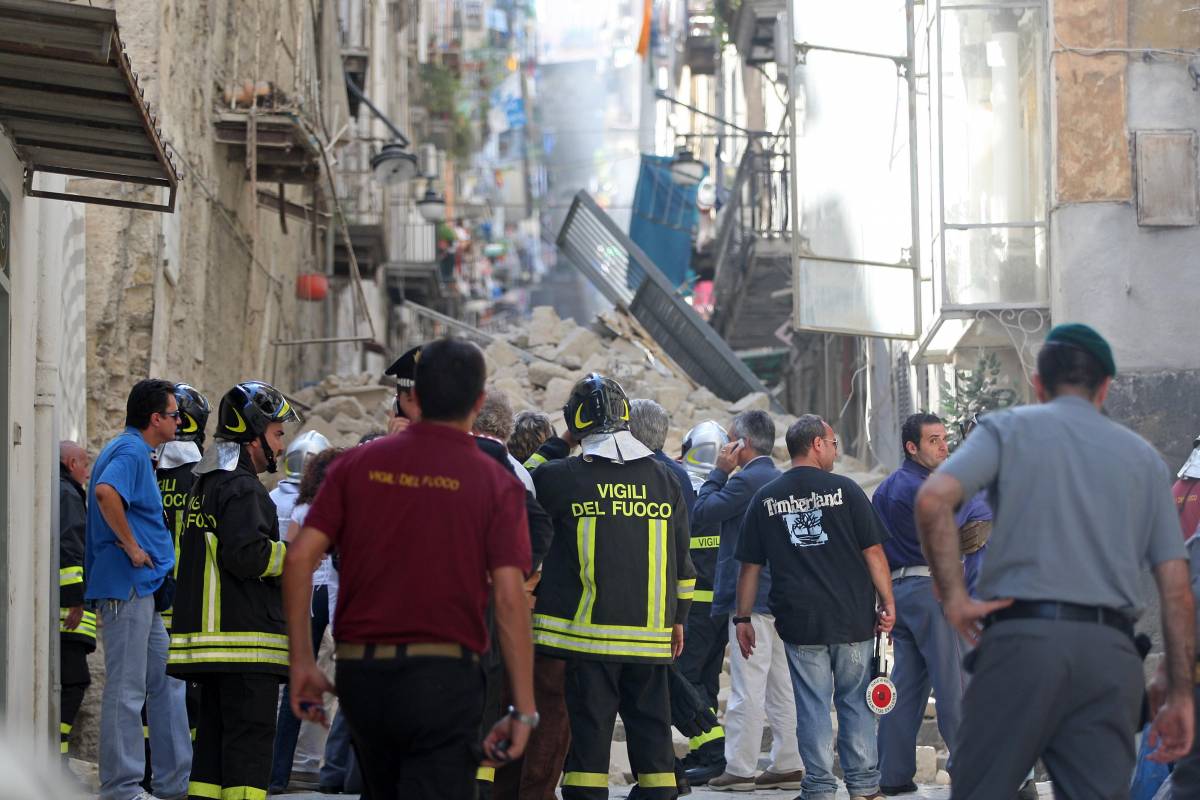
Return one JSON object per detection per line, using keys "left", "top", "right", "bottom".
{"left": 417, "top": 180, "right": 447, "bottom": 223}
{"left": 669, "top": 146, "right": 705, "bottom": 187}
{"left": 371, "top": 143, "right": 419, "bottom": 185}
{"left": 347, "top": 75, "right": 419, "bottom": 184}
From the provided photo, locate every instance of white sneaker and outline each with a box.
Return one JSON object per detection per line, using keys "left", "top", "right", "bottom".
{"left": 130, "top": 792, "right": 165, "bottom": 800}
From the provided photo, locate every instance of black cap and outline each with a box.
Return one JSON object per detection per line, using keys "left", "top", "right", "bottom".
{"left": 384, "top": 345, "right": 422, "bottom": 389}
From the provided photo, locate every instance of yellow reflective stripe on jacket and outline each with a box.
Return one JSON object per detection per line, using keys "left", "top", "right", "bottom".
{"left": 59, "top": 566, "right": 84, "bottom": 586}
{"left": 693, "top": 589, "right": 714, "bottom": 603}
{"left": 677, "top": 577, "right": 696, "bottom": 600}
{"left": 59, "top": 608, "right": 97, "bottom": 638}
{"left": 574, "top": 517, "right": 597, "bottom": 623}
{"left": 221, "top": 787, "right": 268, "bottom": 800}
{"left": 689, "top": 534, "right": 720, "bottom": 549}
{"left": 533, "top": 613, "right": 672, "bottom": 641}
{"left": 533, "top": 628, "right": 673, "bottom": 660}
{"left": 260, "top": 540, "right": 286, "bottom": 578}
{"left": 169, "top": 631, "right": 289, "bottom": 667}
{"left": 60, "top": 722, "right": 71, "bottom": 735}
{"left": 639, "top": 773, "right": 676, "bottom": 788}
{"left": 524, "top": 452, "right": 549, "bottom": 471}
{"left": 203, "top": 531, "right": 221, "bottom": 633}
{"left": 60, "top": 740, "right": 69, "bottom": 754}
{"left": 563, "top": 772, "right": 608, "bottom": 788}
{"left": 187, "top": 782, "right": 222, "bottom": 799}
{"left": 647, "top": 519, "right": 667, "bottom": 628}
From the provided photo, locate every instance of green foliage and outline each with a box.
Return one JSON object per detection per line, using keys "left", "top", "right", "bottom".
{"left": 939, "top": 352, "right": 1019, "bottom": 447}
{"left": 420, "top": 63, "right": 460, "bottom": 117}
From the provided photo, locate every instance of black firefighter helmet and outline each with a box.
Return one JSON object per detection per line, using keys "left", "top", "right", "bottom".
{"left": 173, "top": 383, "right": 211, "bottom": 444}
{"left": 215, "top": 381, "right": 302, "bottom": 472}
{"left": 563, "top": 373, "right": 630, "bottom": 440}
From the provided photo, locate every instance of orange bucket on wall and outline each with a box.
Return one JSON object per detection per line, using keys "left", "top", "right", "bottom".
{"left": 296, "top": 273, "right": 328, "bottom": 301}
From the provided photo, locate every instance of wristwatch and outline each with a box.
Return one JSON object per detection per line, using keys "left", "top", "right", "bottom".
{"left": 507, "top": 705, "right": 540, "bottom": 729}
{"left": 732, "top": 616, "right": 752, "bottom": 625}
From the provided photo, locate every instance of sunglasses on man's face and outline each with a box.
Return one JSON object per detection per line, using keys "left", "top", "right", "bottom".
{"left": 159, "top": 410, "right": 181, "bottom": 420}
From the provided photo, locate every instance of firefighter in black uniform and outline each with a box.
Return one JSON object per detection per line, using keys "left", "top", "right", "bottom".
{"left": 143, "top": 382, "right": 209, "bottom": 784}
{"left": 677, "top": 421, "right": 730, "bottom": 784}
{"left": 532, "top": 373, "right": 695, "bottom": 800}
{"left": 59, "top": 440, "right": 96, "bottom": 764}
{"left": 168, "top": 381, "right": 300, "bottom": 800}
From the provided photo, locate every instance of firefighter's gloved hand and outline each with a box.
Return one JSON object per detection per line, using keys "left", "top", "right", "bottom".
{"left": 669, "top": 665, "right": 718, "bottom": 738}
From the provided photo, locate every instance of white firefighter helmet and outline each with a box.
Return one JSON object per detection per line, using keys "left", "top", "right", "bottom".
{"left": 1180, "top": 435, "right": 1200, "bottom": 479}
{"left": 681, "top": 420, "right": 729, "bottom": 491}
{"left": 283, "top": 430, "right": 331, "bottom": 483}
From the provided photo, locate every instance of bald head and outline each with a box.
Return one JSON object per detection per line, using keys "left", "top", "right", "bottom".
{"left": 60, "top": 441, "right": 90, "bottom": 486}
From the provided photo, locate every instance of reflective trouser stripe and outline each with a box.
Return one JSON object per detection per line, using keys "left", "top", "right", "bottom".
{"left": 476, "top": 766, "right": 495, "bottom": 782}
{"left": 688, "top": 723, "right": 724, "bottom": 750}
{"left": 563, "top": 772, "right": 609, "bottom": 787}
{"left": 60, "top": 741, "right": 69, "bottom": 754}
{"left": 60, "top": 722, "right": 71, "bottom": 734}
{"left": 693, "top": 589, "right": 714, "bottom": 603}
{"left": 143, "top": 725, "right": 150, "bottom": 738}
{"left": 187, "top": 782, "right": 222, "bottom": 799}
{"left": 638, "top": 773, "right": 676, "bottom": 788}
{"left": 60, "top": 721, "right": 71, "bottom": 753}
{"left": 220, "top": 788, "right": 268, "bottom": 800}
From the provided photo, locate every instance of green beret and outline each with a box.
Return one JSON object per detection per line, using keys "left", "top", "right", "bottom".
{"left": 1044, "top": 323, "right": 1116, "bottom": 377}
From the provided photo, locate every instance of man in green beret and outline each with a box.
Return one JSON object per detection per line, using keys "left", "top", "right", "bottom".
{"left": 915, "top": 323, "right": 1195, "bottom": 799}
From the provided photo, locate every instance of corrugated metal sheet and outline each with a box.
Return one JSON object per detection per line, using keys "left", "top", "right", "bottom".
{"left": 557, "top": 191, "right": 778, "bottom": 407}
{"left": 0, "top": 0, "right": 179, "bottom": 212}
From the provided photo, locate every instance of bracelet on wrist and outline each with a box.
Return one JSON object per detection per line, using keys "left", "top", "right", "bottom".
{"left": 506, "top": 705, "right": 540, "bottom": 729}
{"left": 732, "top": 616, "right": 752, "bottom": 625}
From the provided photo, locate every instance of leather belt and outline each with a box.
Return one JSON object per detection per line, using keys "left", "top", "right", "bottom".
{"left": 335, "top": 642, "right": 478, "bottom": 662}
{"left": 891, "top": 565, "right": 932, "bottom": 580}
{"left": 986, "top": 600, "right": 1134, "bottom": 639}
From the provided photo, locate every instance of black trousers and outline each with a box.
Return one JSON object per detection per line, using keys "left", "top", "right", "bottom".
{"left": 60, "top": 640, "right": 91, "bottom": 758}
{"left": 337, "top": 655, "right": 485, "bottom": 800}
{"left": 188, "top": 673, "right": 280, "bottom": 799}
{"left": 562, "top": 659, "right": 677, "bottom": 799}
{"left": 676, "top": 603, "right": 727, "bottom": 756}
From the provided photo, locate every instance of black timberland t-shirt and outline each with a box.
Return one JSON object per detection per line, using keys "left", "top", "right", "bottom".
{"left": 736, "top": 466, "right": 889, "bottom": 645}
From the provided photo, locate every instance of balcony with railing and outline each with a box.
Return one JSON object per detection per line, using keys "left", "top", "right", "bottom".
{"left": 707, "top": 132, "right": 793, "bottom": 352}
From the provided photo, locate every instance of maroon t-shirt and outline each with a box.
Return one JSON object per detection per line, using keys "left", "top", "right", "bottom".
{"left": 305, "top": 422, "right": 530, "bottom": 653}
{"left": 1174, "top": 478, "right": 1200, "bottom": 540}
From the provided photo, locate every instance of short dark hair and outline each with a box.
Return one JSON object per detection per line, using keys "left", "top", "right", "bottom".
{"left": 125, "top": 379, "right": 176, "bottom": 430}
{"left": 786, "top": 414, "right": 827, "bottom": 458}
{"left": 730, "top": 410, "right": 775, "bottom": 455}
{"left": 509, "top": 411, "right": 555, "bottom": 463}
{"left": 1037, "top": 341, "right": 1107, "bottom": 397}
{"left": 901, "top": 413, "right": 943, "bottom": 460}
{"left": 415, "top": 337, "right": 487, "bottom": 421}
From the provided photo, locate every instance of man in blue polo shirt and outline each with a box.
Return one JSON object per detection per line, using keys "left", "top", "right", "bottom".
{"left": 872, "top": 413, "right": 992, "bottom": 795}
{"left": 86, "top": 379, "right": 191, "bottom": 800}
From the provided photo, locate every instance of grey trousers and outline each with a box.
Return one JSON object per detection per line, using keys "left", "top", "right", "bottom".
{"left": 878, "top": 576, "right": 968, "bottom": 786}
{"left": 951, "top": 618, "right": 1143, "bottom": 800}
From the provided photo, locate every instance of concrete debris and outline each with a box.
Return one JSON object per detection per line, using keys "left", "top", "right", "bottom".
{"left": 916, "top": 745, "right": 938, "bottom": 784}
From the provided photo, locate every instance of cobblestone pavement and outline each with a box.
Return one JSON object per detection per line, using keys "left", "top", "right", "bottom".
{"left": 281, "top": 784, "right": 1054, "bottom": 799}
{"left": 283, "top": 786, "right": 1060, "bottom": 796}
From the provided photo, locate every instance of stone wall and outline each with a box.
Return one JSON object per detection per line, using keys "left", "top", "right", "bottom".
{"left": 81, "top": 0, "right": 347, "bottom": 451}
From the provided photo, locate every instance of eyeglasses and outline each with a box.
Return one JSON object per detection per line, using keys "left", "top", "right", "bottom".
{"left": 159, "top": 410, "right": 181, "bottom": 420}
{"left": 824, "top": 437, "right": 839, "bottom": 449}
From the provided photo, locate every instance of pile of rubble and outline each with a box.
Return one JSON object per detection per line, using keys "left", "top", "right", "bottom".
{"left": 284, "top": 306, "right": 885, "bottom": 492}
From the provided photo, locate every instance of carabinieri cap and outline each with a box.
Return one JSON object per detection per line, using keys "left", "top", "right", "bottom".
{"left": 384, "top": 345, "right": 422, "bottom": 390}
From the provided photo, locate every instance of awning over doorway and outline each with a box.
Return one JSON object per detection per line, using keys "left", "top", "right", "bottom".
{"left": 0, "top": 0, "right": 179, "bottom": 212}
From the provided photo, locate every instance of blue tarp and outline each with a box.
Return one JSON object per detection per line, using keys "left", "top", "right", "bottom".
{"left": 629, "top": 154, "right": 704, "bottom": 289}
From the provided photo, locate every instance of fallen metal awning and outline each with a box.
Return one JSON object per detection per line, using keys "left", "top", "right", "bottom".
{"left": 0, "top": 0, "right": 179, "bottom": 212}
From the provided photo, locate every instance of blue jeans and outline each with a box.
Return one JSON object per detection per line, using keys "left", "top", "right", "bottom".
{"left": 319, "top": 708, "right": 361, "bottom": 792}
{"left": 784, "top": 639, "right": 880, "bottom": 799}
{"left": 269, "top": 585, "right": 329, "bottom": 790}
{"left": 98, "top": 592, "right": 191, "bottom": 800}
